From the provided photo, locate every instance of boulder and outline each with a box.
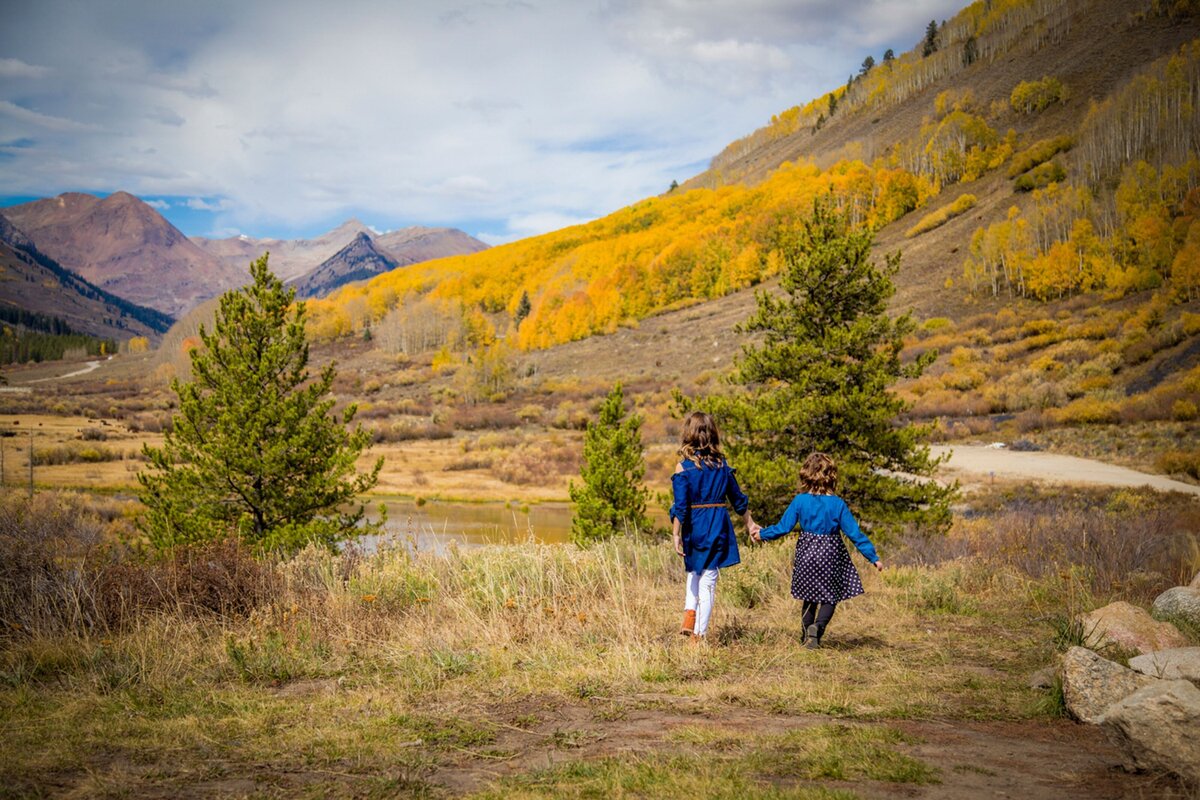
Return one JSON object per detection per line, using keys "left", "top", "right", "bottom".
{"left": 1060, "top": 646, "right": 1155, "bottom": 723}
{"left": 1078, "top": 601, "right": 1189, "bottom": 655}
{"left": 1152, "top": 586, "right": 1200, "bottom": 629}
{"left": 1128, "top": 647, "right": 1200, "bottom": 687}
{"left": 1027, "top": 666, "right": 1056, "bottom": 690}
{"left": 1099, "top": 680, "right": 1200, "bottom": 784}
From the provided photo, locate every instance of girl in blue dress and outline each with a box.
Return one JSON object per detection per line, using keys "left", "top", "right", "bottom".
{"left": 670, "top": 412, "right": 757, "bottom": 640}
{"left": 751, "top": 453, "right": 883, "bottom": 649}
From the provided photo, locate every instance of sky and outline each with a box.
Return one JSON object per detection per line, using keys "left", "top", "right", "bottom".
{"left": 0, "top": 0, "right": 965, "bottom": 244}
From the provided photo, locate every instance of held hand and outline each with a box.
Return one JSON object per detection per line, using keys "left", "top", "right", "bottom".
{"left": 873, "top": 560, "right": 885, "bottom": 572}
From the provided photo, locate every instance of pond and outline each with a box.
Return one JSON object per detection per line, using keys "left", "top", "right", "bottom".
{"left": 359, "top": 499, "right": 575, "bottom": 552}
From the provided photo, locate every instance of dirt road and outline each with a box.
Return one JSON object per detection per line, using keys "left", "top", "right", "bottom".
{"left": 932, "top": 444, "right": 1200, "bottom": 496}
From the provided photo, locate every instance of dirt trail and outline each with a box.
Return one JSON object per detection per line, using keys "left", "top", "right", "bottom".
{"left": 932, "top": 445, "right": 1200, "bottom": 496}
{"left": 25, "top": 356, "right": 109, "bottom": 384}
{"left": 427, "top": 694, "right": 1177, "bottom": 798}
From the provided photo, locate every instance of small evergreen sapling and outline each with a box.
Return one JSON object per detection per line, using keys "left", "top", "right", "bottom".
{"left": 569, "top": 383, "right": 653, "bottom": 545}
{"left": 139, "top": 254, "right": 383, "bottom": 553}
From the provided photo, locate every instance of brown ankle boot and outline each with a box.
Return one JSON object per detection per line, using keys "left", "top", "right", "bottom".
{"left": 680, "top": 609, "right": 696, "bottom": 636}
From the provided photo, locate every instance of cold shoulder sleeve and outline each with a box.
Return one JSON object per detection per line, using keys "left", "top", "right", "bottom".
{"left": 759, "top": 495, "right": 802, "bottom": 541}
{"left": 838, "top": 499, "right": 879, "bottom": 563}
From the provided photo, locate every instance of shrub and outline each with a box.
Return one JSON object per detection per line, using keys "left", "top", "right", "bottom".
{"left": 1173, "top": 400, "right": 1199, "bottom": 421}
{"left": 450, "top": 404, "right": 521, "bottom": 431}
{"left": 1157, "top": 449, "right": 1200, "bottom": 479}
{"left": 1052, "top": 396, "right": 1121, "bottom": 425}
{"left": 1014, "top": 161, "right": 1067, "bottom": 191}
{"left": 1010, "top": 76, "right": 1068, "bottom": 114}
{"left": 919, "top": 317, "right": 955, "bottom": 335}
{"left": 1008, "top": 135, "right": 1073, "bottom": 178}
{"left": 493, "top": 440, "right": 580, "bottom": 485}
{"left": 31, "top": 442, "right": 124, "bottom": 465}
{"left": 895, "top": 486, "right": 1200, "bottom": 603}
{"left": 0, "top": 493, "right": 279, "bottom": 639}
{"left": 905, "top": 194, "right": 977, "bottom": 238}
{"left": 371, "top": 420, "right": 454, "bottom": 443}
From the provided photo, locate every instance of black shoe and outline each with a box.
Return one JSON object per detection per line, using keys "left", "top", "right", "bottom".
{"left": 803, "top": 624, "right": 820, "bottom": 649}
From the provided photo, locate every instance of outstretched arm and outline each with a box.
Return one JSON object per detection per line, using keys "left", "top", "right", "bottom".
{"left": 758, "top": 497, "right": 801, "bottom": 542}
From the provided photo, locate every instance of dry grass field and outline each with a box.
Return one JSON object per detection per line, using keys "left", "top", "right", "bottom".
{"left": 2, "top": 486, "right": 1197, "bottom": 798}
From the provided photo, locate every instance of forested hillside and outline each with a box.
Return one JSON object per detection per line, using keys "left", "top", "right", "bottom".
{"left": 309, "top": 0, "right": 1199, "bottom": 357}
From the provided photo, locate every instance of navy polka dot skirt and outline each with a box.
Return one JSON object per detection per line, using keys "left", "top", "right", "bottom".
{"left": 790, "top": 532, "right": 864, "bottom": 603}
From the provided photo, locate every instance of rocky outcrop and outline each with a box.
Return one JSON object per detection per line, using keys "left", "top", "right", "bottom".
{"left": 1099, "top": 680, "right": 1200, "bottom": 784}
{"left": 1128, "top": 648, "right": 1200, "bottom": 687}
{"left": 1078, "top": 601, "right": 1190, "bottom": 655}
{"left": 1152, "top": 586, "right": 1200, "bottom": 629}
{"left": 1061, "top": 646, "right": 1155, "bottom": 723}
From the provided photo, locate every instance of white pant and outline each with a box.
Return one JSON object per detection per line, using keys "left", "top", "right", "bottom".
{"left": 684, "top": 569, "right": 720, "bottom": 636}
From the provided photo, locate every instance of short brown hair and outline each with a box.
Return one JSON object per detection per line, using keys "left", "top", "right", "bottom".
{"left": 798, "top": 452, "right": 837, "bottom": 494}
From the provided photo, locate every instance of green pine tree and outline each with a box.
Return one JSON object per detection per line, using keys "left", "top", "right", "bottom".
{"left": 923, "top": 20, "right": 940, "bottom": 57}
{"left": 690, "top": 197, "right": 954, "bottom": 538}
{"left": 514, "top": 290, "right": 532, "bottom": 326}
{"left": 139, "top": 254, "right": 383, "bottom": 552}
{"left": 568, "top": 383, "right": 653, "bottom": 545}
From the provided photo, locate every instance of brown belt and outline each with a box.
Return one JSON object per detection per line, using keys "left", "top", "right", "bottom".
{"left": 690, "top": 503, "right": 726, "bottom": 508}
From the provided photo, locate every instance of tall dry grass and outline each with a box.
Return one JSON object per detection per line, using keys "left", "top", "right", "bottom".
{"left": 895, "top": 486, "right": 1200, "bottom": 605}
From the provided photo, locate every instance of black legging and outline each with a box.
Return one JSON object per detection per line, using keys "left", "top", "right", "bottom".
{"left": 801, "top": 600, "right": 836, "bottom": 635}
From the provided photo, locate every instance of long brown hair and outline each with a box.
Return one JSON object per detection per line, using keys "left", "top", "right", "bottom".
{"left": 798, "top": 452, "right": 837, "bottom": 494}
{"left": 678, "top": 411, "right": 725, "bottom": 468}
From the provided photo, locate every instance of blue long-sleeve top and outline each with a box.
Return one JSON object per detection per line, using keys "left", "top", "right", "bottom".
{"left": 758, "top": 493, "right": 879, "bottom": 564}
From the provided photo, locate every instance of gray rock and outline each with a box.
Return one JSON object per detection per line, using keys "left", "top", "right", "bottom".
{"left": 1128, "top": 647, "right": 1200, "bottom": 687}
{"left": 1191, "top": 571, "right": 1200, "bottom": 590}
{"left": 1060, "top": 646, "right": 1155, "bottom": 724}
{"left": 1152, "top": 586, "right": 1200, "bottom": 628}
{"left": 1027, "top": 666, "right": 1056, "bottom": 690}
{"left": 1099, "top": 680, "right": 1200, "bottom": 784}
{"left": 1078, "top": 601, "right": 1190, "bottom": 655}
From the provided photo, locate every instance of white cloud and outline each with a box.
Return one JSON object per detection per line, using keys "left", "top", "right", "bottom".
{"left": 0, "top": 57, "right": 50, "bottom": 79}
{"left": 0, "top": 100, "right": 94, "bottom": 131}
{"left": 144, "top": 198, "right": 170, "bottom": 210}
{"left": 0, "top": 0, "right": 965, "bottom": 239}
{"left": 185, "top": 197, "right": 229, "bottom": 212}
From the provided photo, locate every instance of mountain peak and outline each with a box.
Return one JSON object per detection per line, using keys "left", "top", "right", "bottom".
{"left": 290, "top": 228, "right": 403, "bottom": 299}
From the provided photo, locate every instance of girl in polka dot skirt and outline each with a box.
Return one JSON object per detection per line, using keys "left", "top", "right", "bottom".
{"left": 750, "top": 453, "right": 883, "bottom": 649}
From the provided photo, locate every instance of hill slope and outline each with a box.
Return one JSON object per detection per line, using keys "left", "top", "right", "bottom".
{"left": 309, "top": 0, "right": 1198, "bottom": 346}
{"left": 1, "top": 192, "right": 244, "bottom": 318}
{"left": 0, "top": 213, "right": 172, "bottom": 341}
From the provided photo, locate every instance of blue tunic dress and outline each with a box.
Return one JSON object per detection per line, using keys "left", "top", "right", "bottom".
{"left": 670, "top": 458, "right": 746, "bottom": 573}
{"left": 759, "top": 494, "right": 878, "bottom": 603}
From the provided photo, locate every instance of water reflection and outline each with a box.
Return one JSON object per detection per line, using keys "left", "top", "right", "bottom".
{"left": 358, "top": 500, "right": 575, "bottom": 553}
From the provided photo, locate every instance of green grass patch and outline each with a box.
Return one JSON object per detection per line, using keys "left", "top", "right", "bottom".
{"left": 477, "top": 723, "right": 936, "bottom": 798}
